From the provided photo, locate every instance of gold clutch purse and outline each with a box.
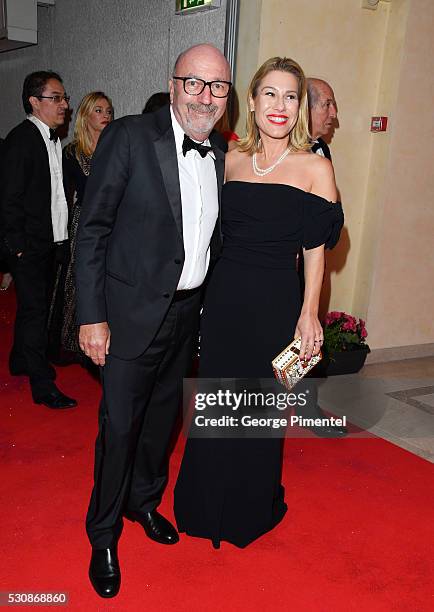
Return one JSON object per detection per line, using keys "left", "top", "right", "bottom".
{"left": 272, "top": 337, "right": 322, "bottom": 390}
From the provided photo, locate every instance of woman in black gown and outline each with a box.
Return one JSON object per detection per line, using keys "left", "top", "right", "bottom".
{"left": 174, "top": 57, "right": 344, "bottom": 548}
{"left": 49, "top": 92, "right": 113, "bottom": 362}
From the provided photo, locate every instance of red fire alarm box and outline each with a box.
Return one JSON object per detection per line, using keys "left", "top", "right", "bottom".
{"left": 371, "top": 116, "right": 388, "bottom": 132}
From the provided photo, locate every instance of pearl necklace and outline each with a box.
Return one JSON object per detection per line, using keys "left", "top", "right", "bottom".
{"left": 252, "top": 145, "right": 291, "bottom": 177}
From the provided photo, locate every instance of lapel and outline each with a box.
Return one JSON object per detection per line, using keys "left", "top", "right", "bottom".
{"left": 210, "top": 136, "right": 225, "bottom": 244}
{"left": 25, "top": 119, "right": 52, "bottom": 188}
{"left": 210, "top": 137, "right": 225, "bottom": 201}
{"left": 153, "top": 107, "right": 183, "bottom": 238}
{"left": 25, "top": 119, "right": 49, "bottom": 159}
{"left": 152, "top": 107, "right": 226, "bottom": 245}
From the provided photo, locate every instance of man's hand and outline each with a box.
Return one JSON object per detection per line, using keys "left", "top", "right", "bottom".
{"left": 79, "top": 322, "right": 111, "bottom": 366}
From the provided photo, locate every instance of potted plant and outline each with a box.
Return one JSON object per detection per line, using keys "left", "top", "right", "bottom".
{"left": 320, "top": 311, "right": 371, "bottom": 376}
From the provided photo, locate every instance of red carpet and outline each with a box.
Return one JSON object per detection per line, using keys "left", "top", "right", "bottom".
{"left": 1, "top": 288, "right": 433, "bottom": 611}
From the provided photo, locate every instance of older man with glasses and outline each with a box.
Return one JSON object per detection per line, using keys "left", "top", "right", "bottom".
{"left": 76, "top": 43, "right": 231, "bottom": 598}
{"left": 0, "top": 70, "right": 77, "bottom": 409}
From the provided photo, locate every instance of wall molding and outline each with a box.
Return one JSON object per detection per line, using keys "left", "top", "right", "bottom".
{"left": 367, "top": 343, "right": 434, "bottom": 364}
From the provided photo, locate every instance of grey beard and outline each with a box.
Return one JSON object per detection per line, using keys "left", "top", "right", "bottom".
{"left": 186, "top": 103, "right": 218, "bottom": 134}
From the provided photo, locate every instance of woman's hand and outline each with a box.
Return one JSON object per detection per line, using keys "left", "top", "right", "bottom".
{"left": 294, "top": 312, "right": 323, "bottom": 362}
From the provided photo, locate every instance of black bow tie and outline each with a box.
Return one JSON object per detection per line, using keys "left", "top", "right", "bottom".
{"left": 49, "top": 129, "right": 59, "bottom": 143}
{"left": 182, "top": 134, "right": 212, "bottom": 158}
{"left": 311, "top": 140, "right": 322, "bottom": 154}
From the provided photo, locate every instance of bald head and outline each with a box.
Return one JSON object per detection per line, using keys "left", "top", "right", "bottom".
{"left": 169, "top": 43, "right": 231, "bottom": 142}
{"left": 173, "top": 44, "right": 230, "bottom": 78}
{"left": 307, "top": 78, "right": 337, "bottom": 139}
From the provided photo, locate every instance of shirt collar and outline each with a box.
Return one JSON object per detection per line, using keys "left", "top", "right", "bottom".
{"left": 27, "top": 114, "right": 52, "bottom": 139}
{"left": 170, "top": 106, "right": 215, "bottom": 160}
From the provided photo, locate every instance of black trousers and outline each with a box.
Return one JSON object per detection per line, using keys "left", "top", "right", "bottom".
{"left": 8, "top": 246, "right": 60, "bottom": 396}
{"left": 86, "top": 290, "right": 200, "bottom": 549}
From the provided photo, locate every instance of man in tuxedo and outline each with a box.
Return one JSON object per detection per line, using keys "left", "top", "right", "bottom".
{"left": 296, "top": 77, "right": 346, "bottom": 438}
{"left": 0, "top": 71, "right": 77, "bottom": 409}
{"left": 307, "top": 78, "right": 338, "bottom": 160}
{"left": 76, "top": 43, "right": 231, "bottom": 598}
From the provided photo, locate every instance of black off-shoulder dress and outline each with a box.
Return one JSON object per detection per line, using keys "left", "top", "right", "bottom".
{"left": 174, "top": 181, "right": 344, "bottom": 548}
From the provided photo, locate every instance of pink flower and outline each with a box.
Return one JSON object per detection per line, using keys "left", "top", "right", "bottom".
{"left": 360, "top": 327, "right": 368, "bottom": 339}
{"left": 344, "top": 314, "right": 357, "bottom": 325}
{"left": 342, "top": 320, "right": 357, "bottom": 332}
{"left": 325, "top": 311, "right": 342, "bottom": 325}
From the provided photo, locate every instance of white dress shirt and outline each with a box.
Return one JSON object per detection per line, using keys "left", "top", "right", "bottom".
{"left": 27, "top": 115, "right": 68, "bottom": 242}
{"left": 170, "top": 106, "right": 219, "bottom": 290}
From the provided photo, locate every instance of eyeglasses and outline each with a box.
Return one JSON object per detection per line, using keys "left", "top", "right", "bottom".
{"left": 37, "top": 95, "right": 70, "bottom": 104}
{"left": 172, "top": 76, "right": 232, "bottom": 98}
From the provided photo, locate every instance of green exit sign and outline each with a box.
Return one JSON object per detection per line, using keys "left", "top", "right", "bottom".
{"left": 179, "top": 0, "right": 206, "bottom": 8}
{"left": 175, "top": 0, "right": 221, "bottom": 14}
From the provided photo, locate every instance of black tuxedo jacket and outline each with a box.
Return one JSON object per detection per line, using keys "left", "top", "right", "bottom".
{"left": 0, "top": 119, "right": 53, "bottom": 254}
{"left": 312, "top": 137, "right": 332, "bottom": 161}
{"left": 76, "top": 105, "right": 225, "bottom": 360}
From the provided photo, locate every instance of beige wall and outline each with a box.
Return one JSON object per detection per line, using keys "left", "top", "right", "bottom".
{"left": 366, "top": 0, "right": 434, "bottom": 348}
{"left": 235, "top": 0, "right": 433, "bottom": 352}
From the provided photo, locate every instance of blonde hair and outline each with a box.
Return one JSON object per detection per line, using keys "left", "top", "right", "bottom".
{"left": 67, "top": 91, "right": 113, "bottom": 159}
{"left": 238, "top": 57, "right": 310, "bottom": 155}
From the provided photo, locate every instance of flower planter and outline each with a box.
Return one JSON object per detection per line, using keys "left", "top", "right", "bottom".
{"left": 321, "top": 311, "right": 371, "bottom": 376}
{"left": 322, "top": 346, "right": 370, "bottom": 376}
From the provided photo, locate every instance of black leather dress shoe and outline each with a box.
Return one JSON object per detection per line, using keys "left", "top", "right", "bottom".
{"left": 125, "top": 510, "right": 179, "bottom": 544}
{"left": 308, "top": 423, "right": 348, "bottom": 438}
{"left": 33, "top": 390, "right": 77, "bottom": 409}
{"left": 89, "top": 547, "right": 121, "bottom": 598}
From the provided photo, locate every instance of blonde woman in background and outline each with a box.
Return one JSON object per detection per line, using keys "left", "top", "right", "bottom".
{"left": 49, "top": 92, "right": 113, "bottom": 363}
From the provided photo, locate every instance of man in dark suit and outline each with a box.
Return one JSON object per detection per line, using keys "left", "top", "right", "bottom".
{"left": 307, "top": 78, "right": 338, "bottom": 160}
{"left": 76, "top": 43, "right": 231, "bottom": 598}
{"left": 0, "top": 71, "right": 77, "bottom": 409}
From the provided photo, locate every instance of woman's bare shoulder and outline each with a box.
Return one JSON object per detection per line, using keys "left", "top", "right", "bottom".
{"left": 225, "top": 147, "right": 250, "bottom": 174}
{"left": 309, "top": 156, "right": 337, "bottom": 201}
{"left": 309, "top": 154, "right": 334, "bottom": 179}
{"left": 295, "top": 149, "right": 332, "bottom": 167}
{"left": 226, "top": 146, "right": 249, "bottom": 162}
